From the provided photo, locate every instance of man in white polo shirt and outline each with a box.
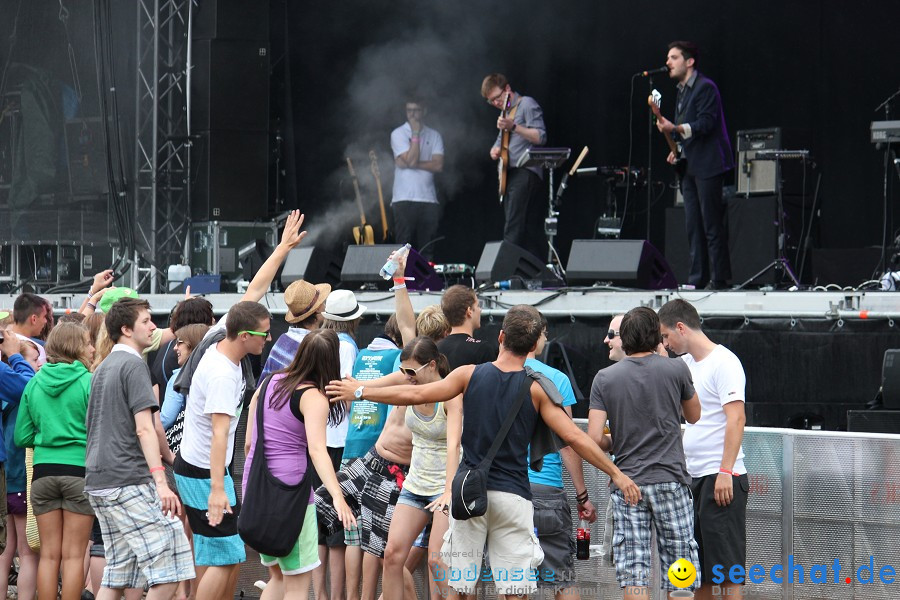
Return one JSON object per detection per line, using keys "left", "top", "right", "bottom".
{"left": 390, "top": 95, "right": 444, "bottom": 260}
{"left": 659, "top": 299, "right": 748, "bottom": 600}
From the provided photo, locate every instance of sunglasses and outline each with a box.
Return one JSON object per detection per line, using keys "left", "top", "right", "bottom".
{"left": 607, "top": 329, "right": 619, "bottom": 339}
{"left": 399, "top": 364, "right": 429, "bottom": 378}
{"left": 239, "top": 330, "right": 271, "bottom": 339}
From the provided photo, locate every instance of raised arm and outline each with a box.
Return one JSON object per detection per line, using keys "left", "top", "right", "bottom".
{"left": 241, "top": 210, "right": 307, "bottom": 303}
{"left": 392, "top": 254, "right": 417, "bottom": 346}
{"left": 326, "top": 365, "right": 473, "bottom": 406}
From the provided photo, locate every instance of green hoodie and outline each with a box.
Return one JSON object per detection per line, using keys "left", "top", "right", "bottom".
{"left": 15, "top": 361, "right": 91, "bottom": 468}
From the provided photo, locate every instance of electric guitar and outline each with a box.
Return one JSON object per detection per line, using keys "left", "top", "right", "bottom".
{"left": 497, "top": 91, "right": 512, "bottom": 204}
{"left": 648, "top": 89, "right": 687, "bottom": 182}
{"left": 369, "top": 149, "right": 389, "bottom": 242}
{"left": 346, "top": 157, "right": 374, "bottom": 245}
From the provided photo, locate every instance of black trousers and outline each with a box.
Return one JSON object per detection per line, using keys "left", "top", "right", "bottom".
{"left": 391, "top": 201, "right": 441, "bottom": 261}
{"left": 681, "top": 172, "right": 731, "bottom": 286}
{"left": 503, "top": 168, "right": 547, "bottom": 261}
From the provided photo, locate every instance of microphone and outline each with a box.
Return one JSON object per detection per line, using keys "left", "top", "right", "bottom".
{"left": 637, "top": 66, "right": 669, "bottom": 77}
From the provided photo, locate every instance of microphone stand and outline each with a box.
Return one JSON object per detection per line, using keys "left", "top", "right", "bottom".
{"left": 875, "top": 86, "right": 899, "bottom": 275}
{"left": 646, "top": 74, "right": 654, "bottom": 240}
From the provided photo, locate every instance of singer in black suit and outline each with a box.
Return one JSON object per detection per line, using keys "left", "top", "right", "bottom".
{"left": 655, "top": 41, "right": 734, "bottom": 290}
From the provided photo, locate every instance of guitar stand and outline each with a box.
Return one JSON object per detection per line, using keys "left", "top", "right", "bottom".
{"left": 518, "top": 148, "right": 571, "bottom": 279}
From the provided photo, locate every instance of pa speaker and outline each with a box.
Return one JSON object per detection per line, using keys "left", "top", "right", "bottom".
{"left": 881, "top": 349, "right": 900, "bottom": 410}
{"left": 192, "top": 39, "right": 269, "bottom": 132}
{"left": 665, "top": 207, "right": 689, "bottom": 285}
{"left": 193, "top": 0, "right": 268, "bottom": 41}
{"left": 341, "top": 245, "right": 442, "bottom": 291}
{"left": 566, "top": 239, "right": 677, "bottom": 289}
{"left": 475, "top": 241, "right": 555, "bottom": 286}
{"left": 847, "top": 410, "right": 900, "bottom": 434}
{"left": 192, "top": 130, "right": 268, "bottom": 222}
{"left": 280, "top": 247, "right": 343, "bottom": 288}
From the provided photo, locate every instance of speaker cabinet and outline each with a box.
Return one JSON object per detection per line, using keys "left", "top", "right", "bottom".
{"left": 192, "top": 39, "right": 269, "bottom": 132}
{"left": 280, "top": 247, "right": 343, "bottom": 288}
{"left": 736, "top": 128, "right": 781, "bottom": 195}
{"left": 192, "top": 130, "right": 268, "bottom": 222}
{"left": 193, "top": 0, "right": 268, "bottom": 41}
{"left": 566, "top": 239, "right": 677, "bottom": 289}
{"left": 475, "top": 241, "right": 555, "bottom": 287}
{"left": 727, "top": 195, "right": 779, "bottom": 285}
{"left": 341, "top": 245, "right": 442, "bottom": 291}
{"left": 665, "top": 207, "right": 689, "bottom": 285}
{"left": 847, "top": 410, "right": 900, "bottom": 434}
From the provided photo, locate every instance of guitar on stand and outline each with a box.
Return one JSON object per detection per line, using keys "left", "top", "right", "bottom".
{"left": 368, "top": 150, "right": 390, "bottom": 242}
{"left": 346, "top": 157, "right": 374, "bottom": 245}
{"left": 648, "top": 89, "right": 687, "bottom": 184}
{"left": 497, "top": 91, "right": 515, "bottom": 203}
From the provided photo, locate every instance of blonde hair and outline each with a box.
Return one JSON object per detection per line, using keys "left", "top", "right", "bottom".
{"left": 18, "top": 339, "right": 39, "bottom": 359}
{"left": 91, "top": 324, "right": 114, "bottom": 372}
{"left": 46, "top": 322, "right": 92, "bottom": 369}
{"left": 416, "top": 305, "right": 450, "bottom": 342}
{"left": 84, "top": 312, "right": 105, "bottom": 347}
{"left": 0, "top": 310, "right": 13, "bottom": 327}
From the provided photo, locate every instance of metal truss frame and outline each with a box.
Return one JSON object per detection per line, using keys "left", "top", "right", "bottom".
{"left": 133, "top": 0, "right": 192, "bottom": 292}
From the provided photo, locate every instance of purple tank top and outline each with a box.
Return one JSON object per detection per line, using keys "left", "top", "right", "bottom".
{"left": 242, "top": 373, "right": 314, "bottom": 503}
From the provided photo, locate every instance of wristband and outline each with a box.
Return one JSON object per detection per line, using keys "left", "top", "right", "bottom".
{"left": 150, "top": 466, "right": 165, "bottom": 474}
{"left": 511, "top": 123, "right": 517, "bottom": 132}
{"left": 393, "top": 277, "right": 406, "bottom": 284}
{"left": 411, "top": 136, "right": 420, "bottom": 142}
{"left": 719, "top": 468, "right": 735, "bottom": 476}
{"left": 576, "top": 491, "right": 589, "bottom": 504}
{"left": 390, "top": 283, "right": 407, "bottom": 292}
{"left": 87, "top": 302, "right": 96, "bottom": 311}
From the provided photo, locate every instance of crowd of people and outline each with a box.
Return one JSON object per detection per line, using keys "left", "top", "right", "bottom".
{"left": 0, "top": 210, "right": 747, "bottom": 600}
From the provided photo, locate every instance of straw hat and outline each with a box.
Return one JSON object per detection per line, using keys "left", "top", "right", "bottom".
{"left": 284, "top": 280, "right": 331, "bottom": 324}
{"left": 322, "top": 290, "right": 366, "bottom": 322}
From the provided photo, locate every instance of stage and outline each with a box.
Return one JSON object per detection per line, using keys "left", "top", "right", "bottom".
{"left": 41, "top": 287, "right": 900, "bottom": 431}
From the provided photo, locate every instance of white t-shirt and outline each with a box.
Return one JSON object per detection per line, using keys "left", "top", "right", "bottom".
{"left": 681, "top": 344, "right": 747, "bottom": 478}
{"left": 326, "top": 336, "right": 359, "bottom": 448}
{"left": 180, "top": 343, "right": 245, "bottom": 469}
{"left": 390, "top": 122, "right": 444, "bottom": 204}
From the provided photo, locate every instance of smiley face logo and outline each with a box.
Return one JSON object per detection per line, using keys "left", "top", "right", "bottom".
{"left": 667, "top": 558, "right": 697, "bottom": 588}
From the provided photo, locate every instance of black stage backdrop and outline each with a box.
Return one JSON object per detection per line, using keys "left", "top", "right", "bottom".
{"left": 281, "top": 1, "right": 900, "bottom": 277}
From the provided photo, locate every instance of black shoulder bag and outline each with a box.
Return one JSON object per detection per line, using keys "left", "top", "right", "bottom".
{"left": 238, "top": 376, "right": 315, "bottom": 557}
{"left": 450, "top": 373, "right": 533, "bottom": 521}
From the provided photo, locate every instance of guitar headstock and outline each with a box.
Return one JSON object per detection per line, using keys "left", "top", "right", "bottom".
{"left": 501, "top": 91, "right": 511, "bottom": 116}
{"left": 345, "top": 157, "right": 357, "bottom": 177}
{"left": 648, "top": 89, "right": 663, "bottom": 119}
{"left": 369, "top": 150, "right": 380, "bottom": 178}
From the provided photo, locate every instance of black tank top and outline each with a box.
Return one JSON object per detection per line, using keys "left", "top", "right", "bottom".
{"left": 462, "top": 363, "right": 537, "bottom": 500}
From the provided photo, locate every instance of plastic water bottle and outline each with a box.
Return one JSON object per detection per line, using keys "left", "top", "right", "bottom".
{"left": 576, "top": 519, "right": 590, "bottom": 560}
{"left": 380, "top": 243, "right": 411, "bottom": 280}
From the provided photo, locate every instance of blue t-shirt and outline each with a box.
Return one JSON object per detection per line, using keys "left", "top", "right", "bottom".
{"left": 525, "top": 358, "right": 577, "bottom": 488}
{"left": 342, "top": 340, "right": 402, "bottom": 461}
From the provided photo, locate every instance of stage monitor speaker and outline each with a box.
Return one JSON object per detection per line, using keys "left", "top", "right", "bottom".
{"left": 727, "top": 195, "right": 779, "bottom": 285}
{"left": 736, "top": 128, "right": 781, "bottom": 195}
{"left": 341, "top": 245, "right": 443, "bottom": 291}
{"left": 192, "top": 39, "right": 269, "bottom": 132}
{"left": 566, "top": 239, "right": 677, "bottom": 289}
{"left": 475, "top": 241, "right": 555, "bottom": 287}
{"left": 280, "top": 246, "right": 343, "bottom": 288}
{"left": 193, "top": 0, "right": 268, "bottom": 41}
{"left": 847, "top": 410, "right": 900, "bottom": 434}
{"left": 880, "top": 349, "right": 900, "bottom": 410}
{"left": 810, "top": 247, "right": 882, "bottom": 287}
{"left": 192, "top": 130, "right": 268, "bottom": 222}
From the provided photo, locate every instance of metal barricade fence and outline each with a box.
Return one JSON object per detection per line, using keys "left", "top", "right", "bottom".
{"left": 231, "top": 417, "right": 900, "bottom": 599}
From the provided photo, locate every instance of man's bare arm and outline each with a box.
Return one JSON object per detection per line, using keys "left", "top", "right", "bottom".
{"left": 326, "top": 365, "right": 473, "bottom": 406}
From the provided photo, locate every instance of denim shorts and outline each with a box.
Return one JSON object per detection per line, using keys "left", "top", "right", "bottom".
{"left": 396, "top": 488, "right": 442, "bottom": 512}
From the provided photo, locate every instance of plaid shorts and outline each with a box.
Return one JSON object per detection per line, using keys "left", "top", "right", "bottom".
{"left": 315, "top": 448, "right": 407, "bottom": 558}
{"left": 610, "top": 481, "right": 700, "bottom": 590}
{"left": 87, "top": 483, "right": 195, "bottom": 589}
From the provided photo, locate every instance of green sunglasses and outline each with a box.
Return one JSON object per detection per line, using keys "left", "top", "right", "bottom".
{"left": 238, "top": 330, "right": 270, "bottom": 338}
